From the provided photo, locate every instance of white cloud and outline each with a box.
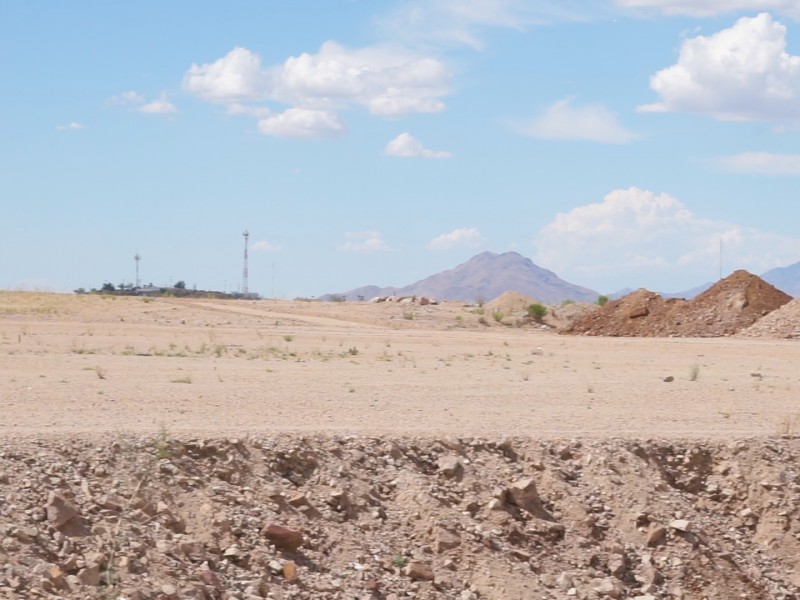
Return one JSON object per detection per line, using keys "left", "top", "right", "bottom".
{"left": 533, "top": 187, "right": 800, "bottom": 291}
{"left": 339, "top": 231, "right": 390, "bottom": 252}
{"left": 252, "top": 240, "right": 283, "bottom": 252}
{"left": 517, "top": 98, "right": 639, "bottom": 144}
{"left": 428, "top": 227, "right": 484, "bottom": 249}
{"left": 109, "top": 90, "right": 177, "bottom": 115}
{"left": 226, "top": 103, "right": 271, "bottom": 118}
{"left": 616, "top": 0, "right": 800, "bottom": 18}
{"left": 109, "top": 91, "right": 145, "bottom": 106}
{"left": 639, "top": 13, "right": 800, "bottom": 121}
{"left": 183, "top": 43, "right": 451, "bottom": 137}
{"left": 711, "top": 151, "right": 800, "bottom": 174}
{"left": 183, "top": 47, "right": 270, "bottom": 103}
{"left": 381, "top": 0, "right": 595, "bottom": 50}
{"left": 57, "top": 122, "right": 84, "bottom": 131}
{"left": 257, "top": 108, "right": 346, "bottom": 138}
{"left": 384, "top": 132, "right": 452, "bottom": 158}
{"left": 138, "top": 93, "right": 178, "bottom": 114}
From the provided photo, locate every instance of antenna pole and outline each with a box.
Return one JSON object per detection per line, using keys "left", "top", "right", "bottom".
{"left": 134, "top": 253, "right": 141, "bottom": 289}
{"left": 242, "top": 230, "right": 249, "bottom": 296}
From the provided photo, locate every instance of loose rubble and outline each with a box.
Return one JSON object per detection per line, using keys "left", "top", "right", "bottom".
{"left": 2, "top": 434, "right": 800, "bottom": 599}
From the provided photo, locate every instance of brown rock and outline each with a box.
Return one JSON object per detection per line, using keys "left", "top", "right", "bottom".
{"left": 46, "top": 492, "right": 78, "bottom": 529}
{"left": 506, "top": 478, "right": 546, "bottom": 516}
{"left": 405, "top": 560, "right": 435, "bottom": 581}
{"left": 434, "top": 528, "right": 462, "bottom": 553}
{"left": 263, "top": 524, "right": 304, "bottom": 552}
{"left": 283, "top": 560, "right": 298, "bottom": 581}
{"left": 645, "top": 523, "right": 666, "bottom": 546}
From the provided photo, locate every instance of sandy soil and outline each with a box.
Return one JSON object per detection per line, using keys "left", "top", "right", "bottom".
{"left": 2, "top": 292, "right": 799, "bottom": 440}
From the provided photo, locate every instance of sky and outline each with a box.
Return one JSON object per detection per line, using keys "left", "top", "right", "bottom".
{"left": 3, "top": 1, "right": 800, "bottom": 298}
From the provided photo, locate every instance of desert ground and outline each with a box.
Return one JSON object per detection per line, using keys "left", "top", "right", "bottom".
{"left": 2, "top": 292, "right": 800, "bottom": 600}
{"left": 1, "top": 292, "right": 799, "bottom": 439}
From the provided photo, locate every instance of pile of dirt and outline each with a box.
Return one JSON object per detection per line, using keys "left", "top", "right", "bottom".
{"left": 1, "top": 434, "right": 799, "bottom": 599}
{"left": 485, "top": 291, "right": 538, "bottom": 318}
{"left": 739, "top": 297, "right": 800, "bottom": 339}
{"left": 563, "top": 271, "right": 791, "bottom": 337}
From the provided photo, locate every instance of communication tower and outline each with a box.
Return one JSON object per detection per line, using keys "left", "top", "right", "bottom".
{"left": 242, "top": 230, "right": 249, "bottom": 296}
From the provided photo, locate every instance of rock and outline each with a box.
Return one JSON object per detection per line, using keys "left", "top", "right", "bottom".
{"left": 434, "top": 528, "right": 461, "bottom": 553}
{"left": 437, "top": 455, "right": 464, "bottom": 479}
{"left": 405, "top": 560, "right": 435, "bottom": 581}
{"left": 283, "top": 560, "right": 298, "bottom": 580}
{"left": 77, "top": 565, "right": 101, "bottom": 586}
{"left": 593, "top": 577, "right": 623, "bottom": 598}
{"left": 645, "top": 523, "right": 666, "bottom": 546}
{"left": 506, "top": 478, "right": 547, "bottom": 517}
{"left": 263, "top": 524, "right": 304, "bottom": 552}
{"left": 669, "top": 519, "right": 692, "bottom": 532}
{"left": 45, "top": 492, "right": 78, "bottom": 529}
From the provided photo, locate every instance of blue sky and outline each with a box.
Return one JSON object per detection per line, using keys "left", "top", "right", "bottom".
{"left": 3, "top": 1, "right": 800, "bottom": 298}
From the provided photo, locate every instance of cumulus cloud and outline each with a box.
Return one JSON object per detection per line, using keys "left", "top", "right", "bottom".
{"left": 183, "top": 42, "right": 451, "bottom": 137}
{"left": 257, "top": 108, "right": 346, "bottom": 138}
{"left": 516, "top": 98, "right": 639, "bottom": 144}
{"left": 639, "top": 13, "right": 800, "bottom": 121}
{"left": 428, "top": 227, "right": 484, "bottom": 249}
{"left": 384, "top": 133, "right": 452, "bottom": 158}
{"left": 533, "top": 187, "right": 800, "bottom": 291}
{"left": 252, "top": 240, "right": 283, "bottom": 252}
{"left": 711, "top": 151, "right": 800, "bottom": 174}
{"left": 339, "top": 231, "right": 390, "bottom": 252}
{"left": 138, "top": 93, "right": 178, "bottom": 114}
{"left": 616, "top": 0, "right": 800, "bottom": 18}
{"left": 57, "top": 122, "right": 84, "bottom": 131}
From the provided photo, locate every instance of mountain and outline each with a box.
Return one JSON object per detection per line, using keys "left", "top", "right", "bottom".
{"left": 610, "top": 281, "right": 713, "bottom": 301}
{"left": 324, "top": 251, "right": 600, "bottom": 304}
{"left": 761, "top": 261, "right": 800, "bottom": 297}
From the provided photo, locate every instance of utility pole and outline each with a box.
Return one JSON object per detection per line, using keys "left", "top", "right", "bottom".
{"left": 134, "top": 253, "right": 141, "bottom": 289}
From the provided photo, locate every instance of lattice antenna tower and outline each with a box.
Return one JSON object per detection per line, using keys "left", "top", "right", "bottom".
{"left": 134, "top": 253, "right": 141, "bottom": 289}
{"left": 242, "top": 230, "right": 249, "bottom": 296}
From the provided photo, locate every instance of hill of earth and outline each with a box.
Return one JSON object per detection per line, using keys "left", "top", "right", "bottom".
{"left": 563, "top": 270, "right": 792, "bottom": 337}
{"left": 326, "top": 251, "right": 599, "bottom": 304}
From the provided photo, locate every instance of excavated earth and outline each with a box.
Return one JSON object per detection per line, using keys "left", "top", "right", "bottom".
{"left": 2, "top": 290, "right": 800, "bottom": 599}
{"left": 563, "top": 271, "right": 792, "bottom": 338}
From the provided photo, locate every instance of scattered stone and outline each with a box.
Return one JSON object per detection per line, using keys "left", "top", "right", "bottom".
{"left": 263, "top": 524, "right": 304, "bottom": 552}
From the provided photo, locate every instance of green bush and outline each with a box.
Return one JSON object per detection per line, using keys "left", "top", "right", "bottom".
{"left": 527, "top": 303, "right": 547, "bottom": 322}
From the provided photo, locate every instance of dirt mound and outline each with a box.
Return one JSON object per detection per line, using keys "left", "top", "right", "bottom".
{"left": 485, "top": 291, "right": 538, "bottom": 317}
{"left": 561, "top": 289, "right": 685, "bottom": 337}
{"left": 2, "top": 434, "right": 800, "bottom": 599}
{"left": 739, "top": 297, "right": 800, "bottom": 338}
{"left": 564, "top": 271, "right": 791, "bottom": 337}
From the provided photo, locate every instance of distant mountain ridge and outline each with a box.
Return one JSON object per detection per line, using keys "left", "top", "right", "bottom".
{"left": 325, "top": 251, "right": 599, "bottom": 304}
{"left": 761, "top": 262, "right": 800, "bottom": 297}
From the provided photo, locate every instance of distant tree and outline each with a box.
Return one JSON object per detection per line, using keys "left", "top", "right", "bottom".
{"left": 174, "top": 280, "right": 186, "bottom": 289}
{"left": 597, "top": 295, "right": 609, "bottom": 307}
{"left": 74, "top": 288, "right": 86, "bottom": 295}
{"left": 100, "top": 282, "right": 115, "bottom": 293}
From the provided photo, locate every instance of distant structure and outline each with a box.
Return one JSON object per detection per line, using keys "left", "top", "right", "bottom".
{"left": 242, "top": 230, "right": 249, "bottom": 296}
{"left": 134, "top": 253, "right": 141, "bottom": 289}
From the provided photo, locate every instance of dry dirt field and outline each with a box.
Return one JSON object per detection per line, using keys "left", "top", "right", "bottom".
{"left": 2, "top": 292, "right": 799, "bottom": 439}
{"left": 2, "top": 292, "right": 800, "bottom": 600}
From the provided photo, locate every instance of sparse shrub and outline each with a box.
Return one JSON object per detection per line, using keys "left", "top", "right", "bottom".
{"left": 402, "top": 309, "right": 414, "bottom": 320}
{"left": 171, "top": 375, "right": 192, "bottom": 384}
{"left": 597, "top": 295, "right": 609, "bottom": 306}
{"left": 348, "top": 346, "right": 359, "bottom": 356}
{"left": 284, "top": 335, "right": 294, "bottom": 342}
{"left": 492, "top": 309, "right": 504, "bottom": 323}
{"left": 561, "top": 299, "right": 576, "bottom": 306}
{"left": 689, "top": 364, "right": 700, "bottom": 381}
{"left": 527, "top": 303, "right": 547, "bottom": 322}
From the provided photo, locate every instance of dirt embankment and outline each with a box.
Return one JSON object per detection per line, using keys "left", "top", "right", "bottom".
{"left": 2, "top": 434, "right": 800, "bottom": 600}
{"left": 564, "top": 271, "right": 792, "bottom": 337}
